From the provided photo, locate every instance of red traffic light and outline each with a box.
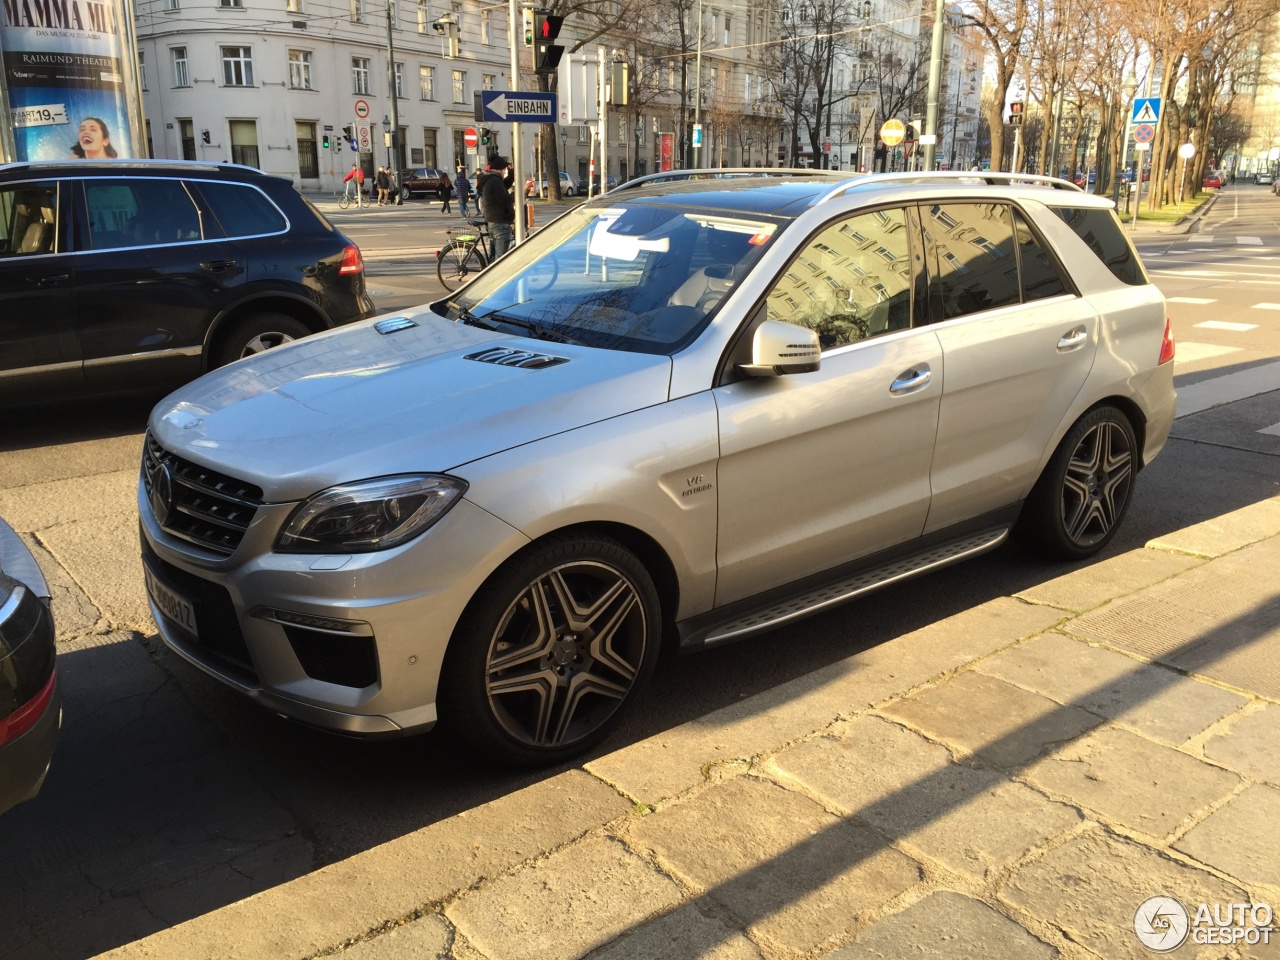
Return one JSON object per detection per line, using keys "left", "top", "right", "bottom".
{"left": 534, "top": 11, "right": 563, "bottom": 41}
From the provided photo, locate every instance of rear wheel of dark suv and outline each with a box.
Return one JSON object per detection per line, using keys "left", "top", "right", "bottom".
{"left": 212, "top": 312, "right": 314, "bottom": 368}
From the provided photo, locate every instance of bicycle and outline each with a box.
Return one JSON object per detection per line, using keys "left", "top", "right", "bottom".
{"left": 436, "top": 219, "right": 493, "bottom": 291}
{"left": 336, "top": 184, "right": 365, "bottom": 210}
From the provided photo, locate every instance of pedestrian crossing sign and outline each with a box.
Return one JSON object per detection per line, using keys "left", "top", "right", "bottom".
{"left": 1132, "top": 97, "right": 1162, "bottom": 125}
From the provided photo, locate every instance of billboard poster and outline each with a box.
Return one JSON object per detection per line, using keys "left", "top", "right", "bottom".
{"left": 659, "top": 132, "right": 674, "bottom": 172}
{"left": 1, "top": 0, "right": 142, "bottom": 161}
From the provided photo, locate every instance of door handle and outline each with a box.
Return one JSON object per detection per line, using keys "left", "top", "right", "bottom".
{"left": 1057, "top": 326, "right": 1089, "bottom": 351}
{"left": 890, "top": 366, "right": 932, "bottom": 395}
{"left": 201, "top": 259, "right": 237, "bottom": 271}
{"left": 29, "top": 274, "right": 69, "bottom": 287}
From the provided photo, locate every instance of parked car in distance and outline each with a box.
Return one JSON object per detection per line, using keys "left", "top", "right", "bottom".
{"left": 1202, "top": 172, "right": 1223, "bottom": 189}
{"left": 1255, "top": 170, "right": 1275, "bottom": 186}
{"left": 525, "top": 171, "right": 577, "bottom": 197}
{"left": 0, "top": 159, "right": 374, "bottom": 403}
{"left": 139, "top": 170, "right": 1176, "bottom": 768}
{"left": 400, "top": 168, "right": 452, "bottom": 200}
{"left": 1, "top": 517, "right": 59, "bottom": 816}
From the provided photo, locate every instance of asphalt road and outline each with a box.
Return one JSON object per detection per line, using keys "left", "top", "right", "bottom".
{"left": 1, "top": 186, "right": 1277, "bottom": 960}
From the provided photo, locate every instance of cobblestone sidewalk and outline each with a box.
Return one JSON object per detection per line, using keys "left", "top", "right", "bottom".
{"left": 98, "top": 495, "right": 1280, "bottom": 960}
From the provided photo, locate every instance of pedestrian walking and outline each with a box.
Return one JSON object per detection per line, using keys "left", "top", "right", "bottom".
{"left": 454, "top": 169, "right": 472, "bottom": 218}
{"left": 376, "top": 166, "right": 392, "bottom": 205}
{"left": 438, "top": 174, "right": 453, "bottom": 214}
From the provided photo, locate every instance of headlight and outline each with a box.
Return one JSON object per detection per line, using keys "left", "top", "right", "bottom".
{"left": 276, "top": 475, "right": 468, "bottom": 553}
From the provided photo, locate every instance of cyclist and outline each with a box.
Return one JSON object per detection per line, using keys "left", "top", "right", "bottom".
{"left": 342, "top": 163, "right": 365, "bottom": 208}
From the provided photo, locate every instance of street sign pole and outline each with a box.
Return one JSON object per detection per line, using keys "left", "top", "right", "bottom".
{"left": 508, "top": 0, "right": 525, "bottom": 244}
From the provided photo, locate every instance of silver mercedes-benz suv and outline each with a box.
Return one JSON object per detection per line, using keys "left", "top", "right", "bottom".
{"left": 139, "top": 171, "right": 1176, "bottom": 765}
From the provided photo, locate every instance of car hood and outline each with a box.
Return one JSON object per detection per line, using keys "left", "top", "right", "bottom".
{"left": 149, "top": 310, "right": 673, "bottom": 503}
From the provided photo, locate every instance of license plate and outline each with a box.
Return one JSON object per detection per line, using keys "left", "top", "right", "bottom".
{"left": 144, "top": 564, "right": 199, "bottom": 635}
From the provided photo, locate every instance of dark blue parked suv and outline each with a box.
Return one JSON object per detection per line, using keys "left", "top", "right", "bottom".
{"left": 0, "top": 160, "right": 376, "bottom": 401}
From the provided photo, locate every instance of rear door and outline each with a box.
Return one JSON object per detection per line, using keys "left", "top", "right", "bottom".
{"left": 0, "top": 179, "right": 81, "bottom": 398}
{"left": 921, "top": 201, "right": 1098, "bottom": 533}
{"left": 72, "top": 176, "right": 245, "bottom": 391}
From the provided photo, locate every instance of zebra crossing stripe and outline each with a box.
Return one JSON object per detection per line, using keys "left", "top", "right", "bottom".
{"left": 1195, "top": 321, "right": 1258, "bottom": 332}
{"left": 1252, "top": 303, "right": 1280, "bottom": 310}
{"left": 1238, "top": 236, "right": 1264, "bottom": 245}
{"left": 1168, "top": 297, "right": 1217, "bottom": 304}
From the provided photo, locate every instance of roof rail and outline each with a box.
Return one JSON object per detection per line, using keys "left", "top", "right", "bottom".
{"left": 614, "top": 166, "right": 849, "bottom": 193}
{"left": 818, "top": 170, "right": 1083, "bottom": 204}
{"left": 0, "top": 158, "right": 267, "bottom": 175}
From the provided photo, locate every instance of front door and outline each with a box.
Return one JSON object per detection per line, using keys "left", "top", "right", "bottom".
{"left": 71, "top": 176, "right": 243, "bottom": 391}
{"left": 0, "top": 179, "right": 81, "bottom": 399}
{"left": 713, "top": 206, "right": 942, "bottom": 606}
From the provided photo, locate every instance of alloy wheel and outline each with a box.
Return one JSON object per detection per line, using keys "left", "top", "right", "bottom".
{"left": 484, "top": 560, "right": 647, "bottom": 748}
{"left": 239, "top": 332, "right": 297, "bottom": 357}
{"left": 1060, "top": 420, "right": 1133, "bottom": 547}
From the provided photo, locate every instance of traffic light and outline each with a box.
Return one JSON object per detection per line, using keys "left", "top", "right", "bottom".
{"left": 1009, "top": 101, "right": 1024, "bottom": 126}
{"left": 322, "top": 133, "right": 331, "bottom": 149}
{"left": 481, "top": 128, "right": 491, "bottom": 145}
{"left": 522, "top": 7, "right": 534, "bottom": 45}
{"left": 532, "top": 10, "right": 564, "bottom": 74}
{"left": 201, "top": 129, "right": 211, "bottom": 145}
{"left": 610, "top": 60, "right": 629, "bottom": 106}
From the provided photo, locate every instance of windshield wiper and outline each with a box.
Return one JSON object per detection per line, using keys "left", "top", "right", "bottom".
{"left": 482, "top": 312, "right": 582, "bottom": 345}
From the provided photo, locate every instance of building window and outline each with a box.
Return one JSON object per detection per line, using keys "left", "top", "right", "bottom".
{"left": 349, "top": 0, "right": 362, "bottom": 21}
{"left": 145, "top": 119, "right": 153, "bottom": 157}
{"left": 419, "top": 64, "right": 434, "bottom": 99}
{"left": 480, "top": 8, "right": 491, "bottom": 43}
{"left": 723, "top": 15, "right": 731, "bottom": 45}
{"left": 423, "top": 127, "right": 437, "bottom": 166}
{"left": 288, "top": 49, "right": 312, "bottom": 89}
{"left": 163, "top": 0, "right": 178, "bottom": 9}
{"left": 138, "top": 49, "right": 148, "bottom": 90}
{"left": 229, "top": 118, "right": 259, "bottom": 167}
{"left": 417, "top": 0, "right": 428, "bottom": 32}
{"left": 286, "top": 0, "right": 302, "bottom": 10}
{"left": 451, "top": 68, "right": 465, "bottom": 103}
{"left": 171, "top": 46, "right": 189, "bottom": 87}
{"left": 482, "top": 73, "right": 495, "bottom": 91}
{"left": 219, "top": 0, "right": 243, "bottom": 7}
{"left": 352, "top": 57, "right": 370, "bottom": 94}
{"left": 394, "top": 61, "right": 404, "bottom": 98}
{"left": 221, "top": 46, "right": 253, "bottom": 85}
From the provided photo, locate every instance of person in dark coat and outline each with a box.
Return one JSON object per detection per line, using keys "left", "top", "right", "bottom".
{"left": 478, "top": 155, "right": 515, "bottom": 257}
{"left": 454, "top": 169, "right": 472, "bottom": 218}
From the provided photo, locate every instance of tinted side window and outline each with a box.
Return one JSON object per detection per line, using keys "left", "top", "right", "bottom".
{"left": 84, "top": 178, "right": 202, "bottom": 250}
{"left": 195, "top": 181, "right": 288, "bottom": 238}
{"left": 765, "top": 207, "right": 913, "bottom": 351}
{"left": 0, "top": 181, "right": 58, "bottom": 257}
{"left": 1013, "top": 209, "right": 1069, "bottom": 301}
{"left": 1050, "top": 206, "right": 1147, "bottom": 286}
{"left": 922, "top": 202, "right": 1019, "bottom": 321}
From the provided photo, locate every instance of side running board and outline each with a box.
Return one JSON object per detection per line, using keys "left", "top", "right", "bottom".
{"left": 686, "top": 526, "right": 1011, "bottom": 650}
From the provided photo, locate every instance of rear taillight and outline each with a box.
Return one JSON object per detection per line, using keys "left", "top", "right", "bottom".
{"left": 0, "top": 669, "right": 56, "bottom": 747}
{"left": 338, "top": 245, "right": 364, "bottom": 276}
{"left": 1159, "top": 317, "right": 1175, "bottom": 365}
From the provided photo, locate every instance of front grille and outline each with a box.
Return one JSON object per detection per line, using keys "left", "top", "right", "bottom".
{"left": 143, "top": 433, "right": 263, "bottom": 556}
{"left": 141, "top": 537, "right": 257, "bottom": 682}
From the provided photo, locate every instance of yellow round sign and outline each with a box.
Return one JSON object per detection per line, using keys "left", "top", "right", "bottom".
{"left": 880, "top": 119, "right": 906, "bottom": 147}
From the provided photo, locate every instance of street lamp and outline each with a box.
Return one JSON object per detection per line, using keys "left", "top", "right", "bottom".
{"left": 745, "top": 133, "right": 752, "bottom": 166}
{"left": 381, "top": 114, "right": 392, "bottom": 171}
{"left": 634, "top": 120, "right": 643, "bottom": 180}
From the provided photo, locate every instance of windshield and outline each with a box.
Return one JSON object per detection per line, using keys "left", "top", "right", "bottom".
{"left": 440, "top": 201, "right": 783, "bottom": 355}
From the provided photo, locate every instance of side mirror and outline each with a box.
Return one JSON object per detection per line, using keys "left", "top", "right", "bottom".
{"left": 737, "top": 320, "right": 821, "bottom": 378}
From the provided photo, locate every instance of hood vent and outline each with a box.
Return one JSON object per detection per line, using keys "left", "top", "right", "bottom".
{"left": 374, "top": 316, "right": 417, "bottom": 335}
{"left": 465, "top": 347, "right": 569, "bottom": 370}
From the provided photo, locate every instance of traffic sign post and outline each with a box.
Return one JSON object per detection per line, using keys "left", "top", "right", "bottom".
{"left": 354, "top": 99, "right": 370, "bottom": 121}
{"left": 692, "top": 124, "right": 703, "bottom": 149}
{"left": 1133, "top": 123, "right": 1155, "bottom": 144}
{"left": 1131, "top": 97, "right": 1161, "bottom": 125}
{"left": 356, "top": 123, "right": 372, "bottom": 153}
{"left": 479, "top": 91, "right": 557, "bottom": 123}
{"left": 464, "top": 127, "right": 479, "bottom": 149}
{"left": 879, "top": 119, "right": 905, "bottom": 171}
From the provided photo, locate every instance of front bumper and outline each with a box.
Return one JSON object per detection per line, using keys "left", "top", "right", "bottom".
{"left": 139, "top": 481, "right": 528, "bottom": 737}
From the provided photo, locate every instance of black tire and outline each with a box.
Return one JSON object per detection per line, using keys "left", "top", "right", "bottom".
{"left": 401, "top": 185, "right": 411, "bottom": 201}
{"left": 210, "top": 312, "right": 313, "bottom": 369}
{"left": 436, "top": 241, "right": 487, "bottom": 292}
{"left": 438, "top": 534, "right": 662, "bottom": 767}
{"left": 1015, "top": 405, "right": 1137, "bottom": 560}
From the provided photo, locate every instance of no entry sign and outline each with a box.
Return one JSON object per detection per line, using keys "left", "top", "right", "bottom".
{"left": 464, "top": 127, "right": 479, "bottom": 149}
